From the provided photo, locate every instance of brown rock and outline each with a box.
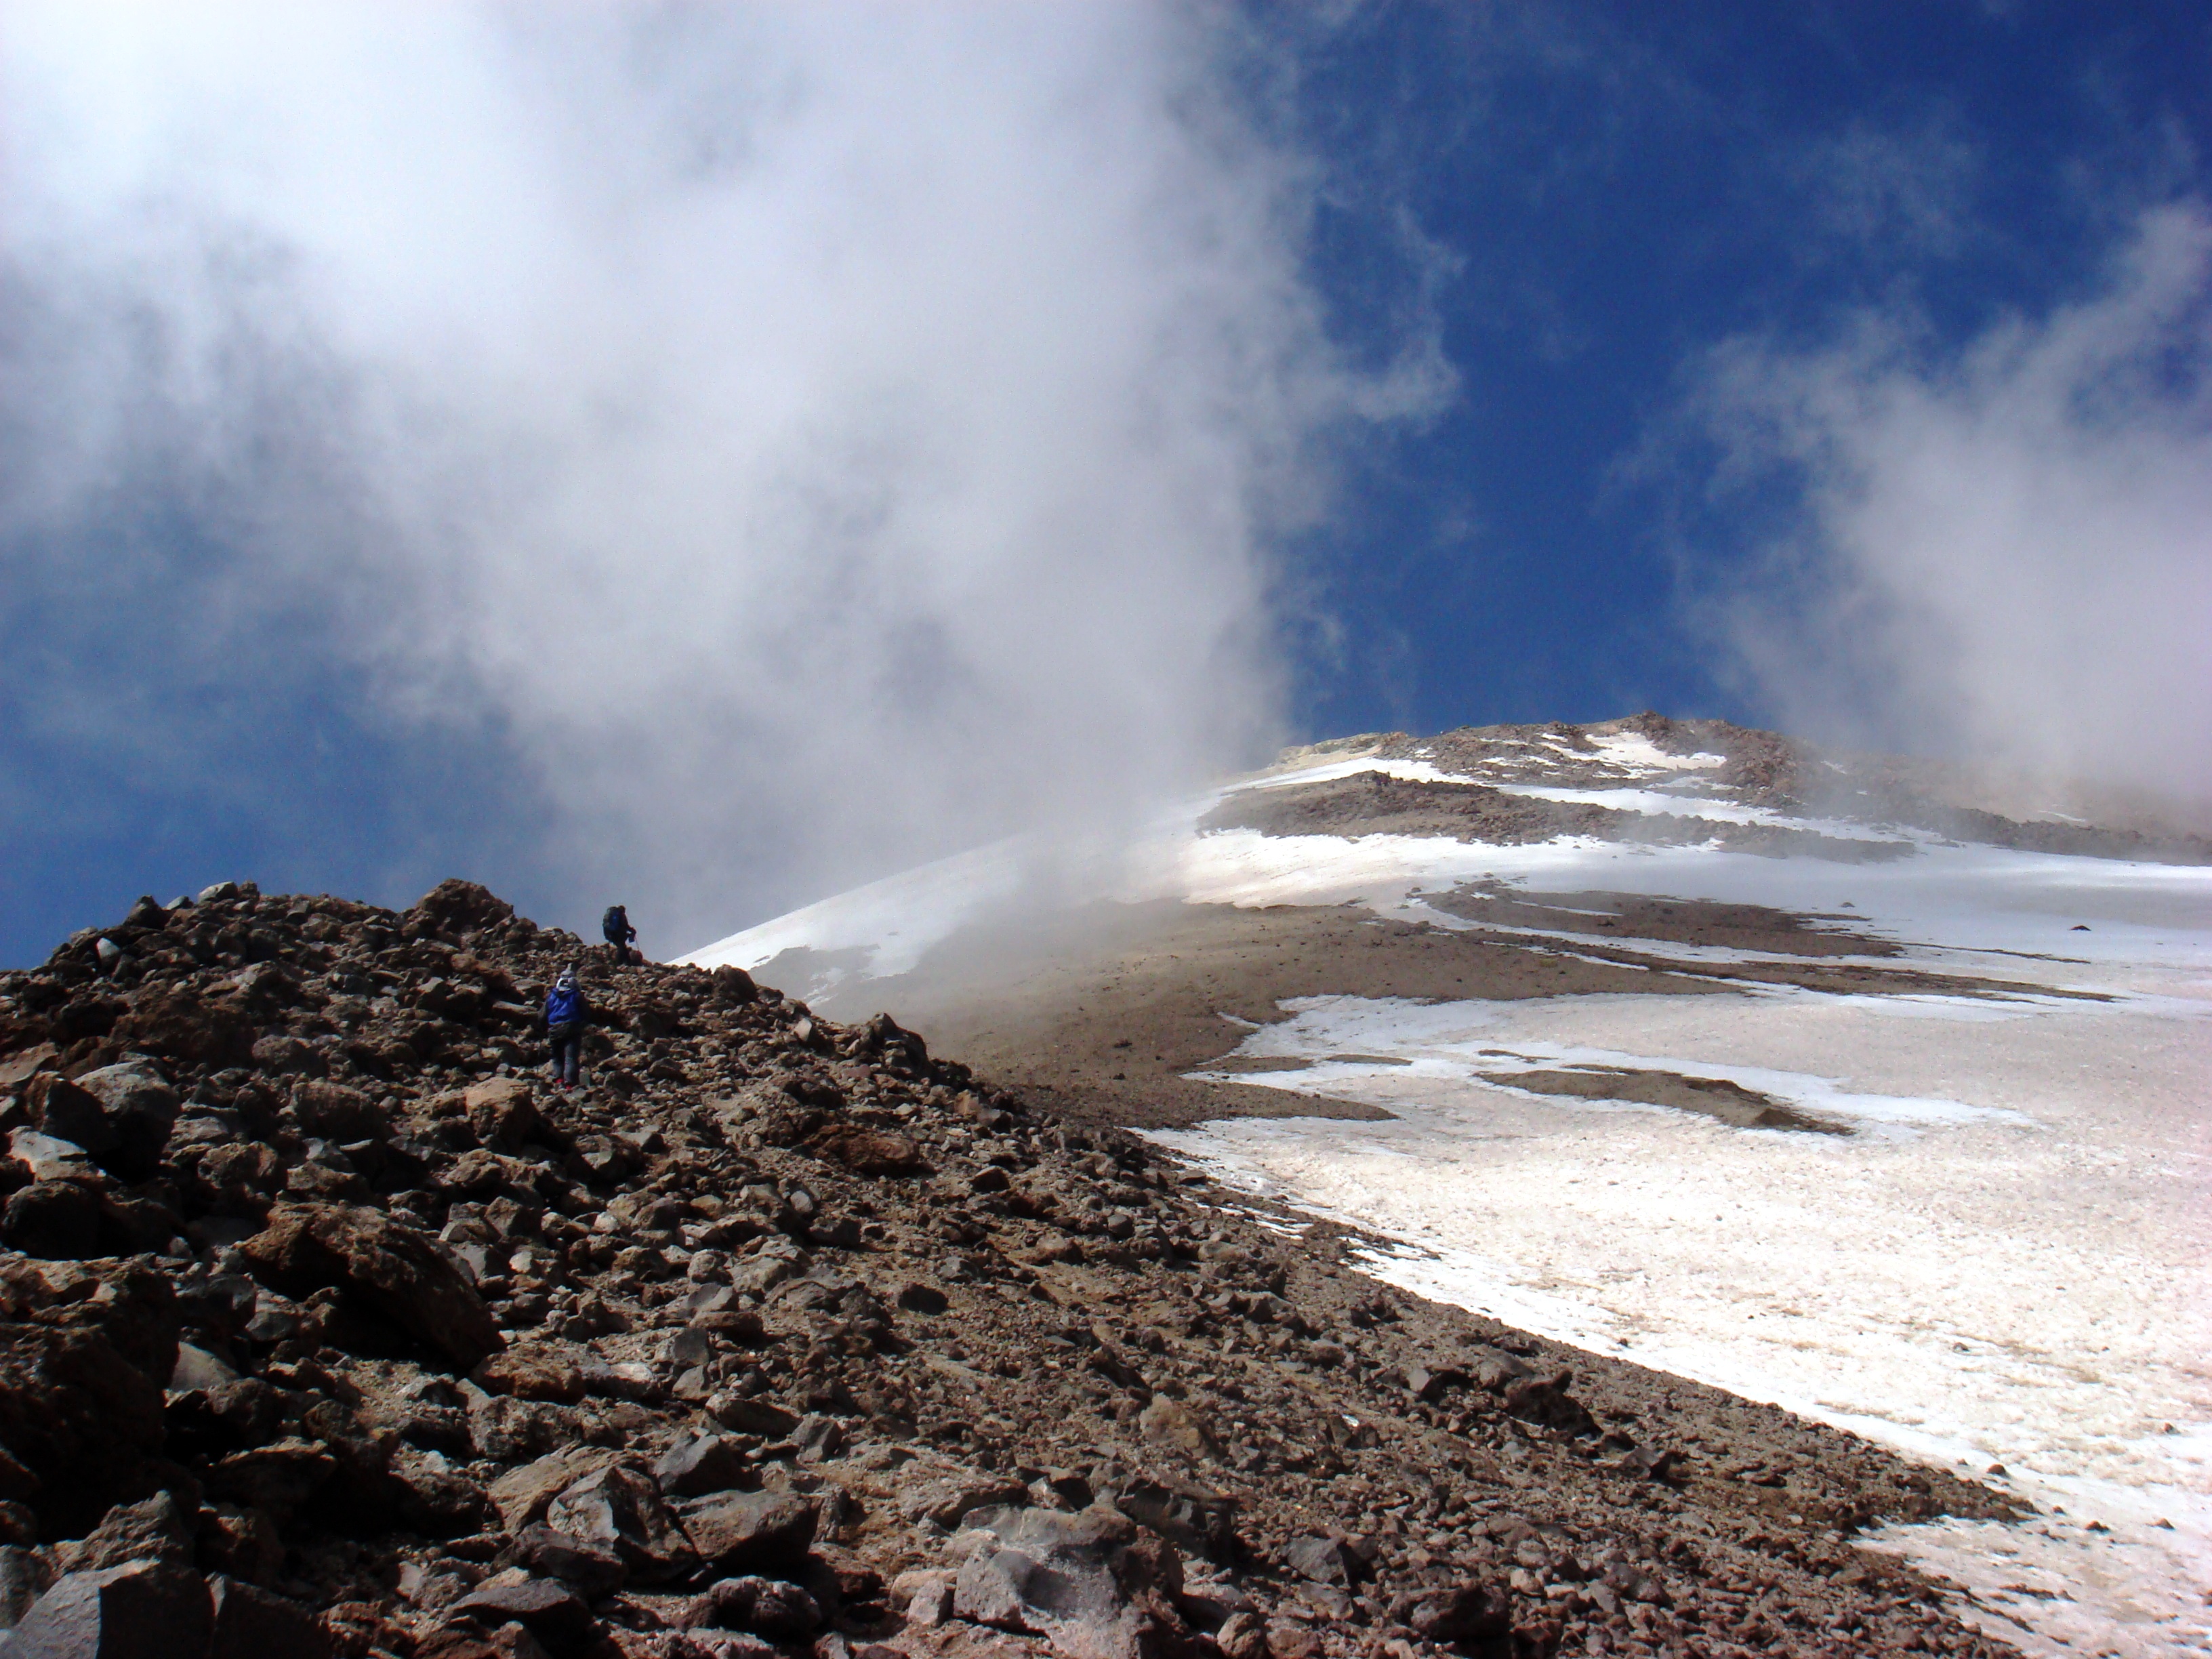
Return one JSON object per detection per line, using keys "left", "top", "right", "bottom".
{"left": 52, "top": 1491, "right": 196, "bottom": 1574}
{"left": 5, "top": 1559, "right": 213, "bottom": 1658}
{"left": 411, "top": 879, "right": 518, "bottom": 939}
{"left": 0, "top": 1045, "right": 60, "bottom": 1090}
{"left": 506, "top": 1521, "right": 627, "bottom": 1599}
{"left": 3, "top": 1181, "right": 105, "bottom": 1259}
{"left": 1215, "top": 1612, "right": 1267, "bottom": 1659}
{"left": 806, "top": 1125, "right": 924, "bottom": 1176}
{"left": 489, "top": 1449, "right": 616, "bottom": 1532}
{"left": 198, "top": 1141, "right": 284, "bottom": 1198}
{"left": 1138, "top": 1397, "right": 1220, "bottom": 1462}
{"left": 292, "top": 1081, "right": 388, "bottom": 1143}
{"left": 24, "top": 1076, "right": 121, "bottom": 1158}
{"left": 1405, "top": 1583, "right": 1510, "bottom": 1647}
{"left": 108, "top": 988, "right": 254, "bottom": 1069}
{"left": 199, "top": 1503, "right": 284, "bottom": 1586}
{"left": 0, "top": 1321, "right": 169, "bottom": 1534}
{"left": 389, "top": 1443, "right": 495, "bottom": 1538}
{"left": 205, "top": 1439, "right": 339, "bottom": 1523}
{"left": 449, "top": 1572, "right": 595, "bottom": 1659}
{"left": 544, "top": 1462, "right": 697, "bottom": 1583}
{"left": 900, "top": 1475, "right": 1030, "bottom": 1531}
{"left": 466, "top": 1079, "right": 548, "bottom": 1152}
{"left": 953, "top": 1504, "right": 1195, "bottom": 1659}
{"left": 705, "top": 1395, "right": 798, "bottom": 1439}
{"left": 0, "top": 1257, "right": 181, "bottom": 1391}
{"left": 652, "top": 1431, "right": 749, "bottom": 1498}
{"left": 474, "top": 1345, "right": 586, "bottom": 1404}
{"left": 241, "top": 1202, "right": 504, "bottom": 1370}
{"left": 674, "top": 1488, "right": 816, "bottom": 1576}
{"left": 207, "top": 1574, "right": 333, "bottom": 1659}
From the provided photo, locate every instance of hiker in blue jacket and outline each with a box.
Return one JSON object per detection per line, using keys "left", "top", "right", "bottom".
{"left": 544, "top": 968, "right": 588, "bottom": 1091}
{"left": 602, "top": 903, "right": 639, "bottom": 966}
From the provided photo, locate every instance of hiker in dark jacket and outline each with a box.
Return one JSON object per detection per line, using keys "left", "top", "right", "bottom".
{"left": 602, "top": 903, "right": 639, "bottom": 966}
{"left": 544, "top": 968, "right": 587, "bottom": 1090}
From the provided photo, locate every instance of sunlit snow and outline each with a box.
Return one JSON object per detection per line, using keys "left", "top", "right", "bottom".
{"left": 684, "top": 757, "right": 2212, "bottom": 1654}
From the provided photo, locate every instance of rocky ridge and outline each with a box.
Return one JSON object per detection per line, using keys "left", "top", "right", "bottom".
{"left": 1365, "top": 714, "right": 2212, "bottom": 863}
{"left": 0, "top": 880, "right": 2023, "bottom": 1658}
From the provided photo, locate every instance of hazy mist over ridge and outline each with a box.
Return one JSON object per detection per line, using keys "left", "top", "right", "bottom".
{"left": 0, "top": 3, "right": 1444, "bottom": 951}
{"left": 2, "top": 3, "right": 2207, "bottom": 962}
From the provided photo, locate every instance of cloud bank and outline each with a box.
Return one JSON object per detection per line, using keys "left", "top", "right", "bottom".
{"left": 0, "top": 3, "right": 1435, "bottom": 947}
{"left": 1695, "top": 205, "right": 2212, "bottom": 801}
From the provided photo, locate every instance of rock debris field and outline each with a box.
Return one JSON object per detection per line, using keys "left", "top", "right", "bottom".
{"left": 0, "top": 879, "right": 2026, "bottom": 1659}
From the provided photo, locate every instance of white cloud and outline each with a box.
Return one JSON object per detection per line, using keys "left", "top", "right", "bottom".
{"left": 0, "top": 3, "right": 1439, "bottom": 944}
{"left": 1694, "top": 205, "right": 2212, "bottom": 800}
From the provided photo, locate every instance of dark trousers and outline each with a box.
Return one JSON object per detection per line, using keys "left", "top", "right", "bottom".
{"left": 548, "top": 1022, "right": 582, "bottom": 1087}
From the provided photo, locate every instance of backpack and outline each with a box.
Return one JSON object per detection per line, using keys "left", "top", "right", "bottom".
{"left": 602, "top": 905, "right": 628, "bottom": 937}
{"left": 546, "top": 985, "right": 583, "bottom": 1027}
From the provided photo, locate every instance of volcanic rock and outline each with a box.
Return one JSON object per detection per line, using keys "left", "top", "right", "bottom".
{"left": 674, "top": 1490, "right": 815, "bottom": 1577}
{"left": 543, "top": 1462, "right": 695, "bottom": 1583}
{"left": 952, "top": 1504, "right": 1195, "bottom": 1659}
{"left": 3, "top": 1560, "right": 212, "bottom": 1659}
{"left": 241, "top": 1203, "right": 501, "bottom": 1369}
{"left": 448, "top": 1574, "right": 594, "bottom": 1659}
{"left": 0, "top": 875, "right": 2032, "bottom": 1659}
{"left": 206, "top": 1575, "right": 331, "bottom": 1659}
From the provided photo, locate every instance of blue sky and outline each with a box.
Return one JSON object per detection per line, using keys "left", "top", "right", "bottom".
{"left": 1271, "top": 1, "right": 2211, "bottom": 738}
{"left": 2, "top": 1, "right": 2207, "bottom": 963}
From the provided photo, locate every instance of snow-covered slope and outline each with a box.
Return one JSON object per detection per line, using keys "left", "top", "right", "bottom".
{"left": 684, "top": 716, "right": 2212, "bottom": 1656}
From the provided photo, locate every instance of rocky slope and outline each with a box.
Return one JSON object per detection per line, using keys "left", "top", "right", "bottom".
{"left": 0, "top": 880, "right": 2024, "bottom": 1658}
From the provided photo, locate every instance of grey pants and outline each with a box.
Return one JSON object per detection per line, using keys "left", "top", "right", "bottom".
{"left": 548, "top": 1022, "right": 582, "bottom": 1087}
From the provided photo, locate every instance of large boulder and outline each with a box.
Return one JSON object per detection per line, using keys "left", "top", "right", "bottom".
{"left": 1, "top": 1559, "right": 211, "bottom": 1658}
{"left": 673, "top": 1490, "right": 815, "bottom": 1578}
{"left": 1, "top": 1184, "right": 103, "bottom": 1261}
{"left": 504, "top": 1523, "right": 628, "bottom": 1599}
{"left": 288, "top": 1083, "right": 386, "bottom": 1145}
{"left": 0, "top": 1263, "right": 178, "bottom": 1534}
{"left": 0, "top": 1259, "right": 180, "bottom": 1382}
{"left": 462, "top": 1080, "right": 546, "bottom": 1153}
{"left": 52, "top": 1492, "right": 197, "bottom": 1574}
{"left": 47, "top": 1065, "right": 179, "bottom": 1181}
{"left": 206, "top": 1575, "right": 331, "bottom": 1659}
{"left": 544, "top": 1464, "right": 695, "bottom": 1584}
{"left": 953, "top": 1506, "right": 1197, "bottom": 1659}
{"left": 106, "top": 991, "right": 253, "bottom": 1071}
{"left": 680, "top": 1576, "right": 822, "bottom": 1641}
{"left": 409, "top": 880, "right": 516, "bottom": 940}
{"left": 805, "top": 1124, "right": 923, "bottom": 1176}
{"left": 487, "top": 1450, "right": 615, "bottom": 1534}
{"left": 0, "top": 1327, "right": 166, "bottom": 1532}
{"left": 22, "top": 1079, "right": 120, "bottom": 1162}
{"left": 240, "top": 1204, "right": 502, "bottom": 1370}
{"left": 1404, "top": 1583, "right": 1511, "bottom": 1650}
{"left": 447, "top": 1573, "right": 595, "bottom": 1659}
